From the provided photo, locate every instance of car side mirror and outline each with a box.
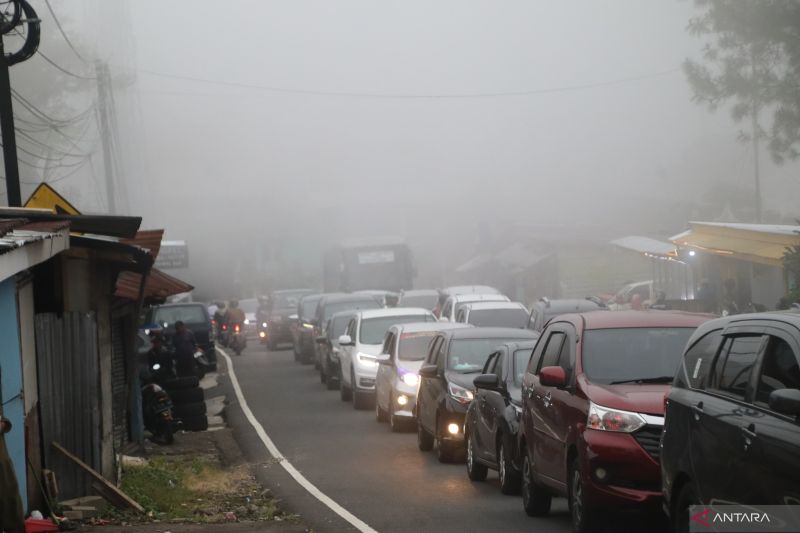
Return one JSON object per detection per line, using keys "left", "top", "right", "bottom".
{"left": 473, "top": 373, "right": 501, "bottom": 391}
{"left": 539, "top": 366, "right": 568, "bottom": 388}
{"left": 338, "top": 334, "right": 354, "bottom": 346}
{"left": 768, "top": 388, "right": 800, "bottom": 417}
{"left": 419, "top": 364, "right": 439, "bottom": 379}
{"left": 376, "top": 353, "right": 392, "bottom": 365}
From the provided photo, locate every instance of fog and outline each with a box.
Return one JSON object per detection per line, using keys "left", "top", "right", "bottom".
{"left": 7, "top": 0, "right": 800, "bottom": 298}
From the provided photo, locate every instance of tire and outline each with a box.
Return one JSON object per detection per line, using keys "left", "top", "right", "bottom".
{"left": 180, "top": 414, "right": 208, "bottom": 432}
{"left": 569, "top": 456, "right": 601, "bottom": 533}
{"left": 435, "top": 420, "right": 456, "bottom": 463}
{"left": 320, "top": 367, "right": 327, "bottom": 384}
{"left": 498, "top": 440, "right": 521, "bottom": 495}
{"left": 162, "top": 376, "right": 200, "bottom": 391}
{"left": 375, "top": 395, "right": 388, "bottom": 422}
{"left": 466, "top": 431, "right": 488, "bottom": 481}
{"left": 340, "top": 370, "right": 352, "bottom": 402}
{"left": 172, "top": 401, "right": 207, "bottom": 418}
{"left": 353, "top": 389, "right": 372, "bottom": 410}
{"left": 293, "top": 342, "right": 300, "bottom": 361}
{"left": 672, "top": 482, "right": 699, "bottom": 533}
{"left": 417, "top": 419, "right": 434, "bottom": 451}
{"left": 389, "top": 400, "right": 404, "bottom": 433}
{"left": 168, "top": 387, "right": 204, "bottom": 405}
{"left": 521, "top": 451, "right": 551, "bottom": 516}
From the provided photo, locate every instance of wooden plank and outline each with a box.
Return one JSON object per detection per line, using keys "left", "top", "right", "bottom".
{"left": 51, "top": 442, "right": 144, "bottom": 513}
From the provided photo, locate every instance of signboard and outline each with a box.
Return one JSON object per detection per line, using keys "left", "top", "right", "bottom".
{"left": 155, "top": 240, "right": 189, "bottom": 269}
{"left": 23, "top": 183, "right": 81, "bottom": 215}
{"left": 358, "top": 250, "right": 395, "bottom": 265}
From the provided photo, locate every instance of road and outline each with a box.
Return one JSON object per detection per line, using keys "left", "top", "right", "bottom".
{"left": 222, "top": 342, "right": 668, "bottom": 533}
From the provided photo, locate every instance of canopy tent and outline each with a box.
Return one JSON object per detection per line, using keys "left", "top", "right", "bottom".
{"left": 670, "top": 222, "right": 800, "bottom": 267}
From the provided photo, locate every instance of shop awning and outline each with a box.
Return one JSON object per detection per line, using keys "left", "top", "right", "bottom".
{"left": 115, "top": 268, "right": 194, "bottom": 303}
{"left": 610, "top": 236, "right": 678, "bottom": 257}
{"left": 670, "top": 222, "right": 800, "bottom": 266}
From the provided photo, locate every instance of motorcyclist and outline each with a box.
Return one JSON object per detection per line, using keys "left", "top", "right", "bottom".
{"left": 172, "top": 321, "right": 198, "bottom": 377}
{"left": 224, "top": 300, "right": 246, "bottom": 328}
{"left": 213, "top": 301, "right": 226, "bottom": 334}
{"left": 147, "top": 330, "right": 174, "bottom": 382}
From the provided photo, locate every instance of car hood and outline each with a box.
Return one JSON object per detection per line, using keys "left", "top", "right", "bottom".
{"left": 396, "top": 360, "right": 424, "bottom": 375}
{"left": 270, "top": 308, "right": 294, "bottom": 320}
{"left": 357, "top": 343, "right": 383, "bottom": 356}
{"left": 581, "top": 378, "right": 669, "bottom": 416}
{"left": 445, "top": 371, "right": 481, "bottom": 391}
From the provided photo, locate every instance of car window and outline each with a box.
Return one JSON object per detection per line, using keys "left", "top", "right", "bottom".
{"left": 484, "top": 352, "right": 499, "bottom": 374}
{"left": 359, "top": 314, "right": 433, "bottom": 344}
{"left": 711, "top": 335, "right": 764, "bottom": 400}
{"left": 398, "top": 331, "right": 436, "bottom": 361}
{"left": 678, "top": 329, "right": 723, "bottom": 389}
{"left": 468, "top": 308, "right": 529, "bottom": 328}
{"left": 442, "top": 300, "right": 452, "bottom": 319}
{"left": 556, "top": 328, "right": 574, "bottom": 378}
{"left": 381, "top": 332, "right": 394, "bottom": 355}
{"left": 427, "top": 336, "right": 443, "bottom": 365}
{"left": 153, "top": 306, "right": 207, "bottom": 326}
{"left": 513, "top": 348, "right": 534, "bottom": 386}
{"left": 539, "top": 332, "right": 566, "bottom": 370}
{"left": 495, "top": 352, "right": 506, "bottom": 379}
{"left": 755, "top": 337, "right": 800, "bottom": 407}
{"left": 346, "top": 318, "right": 357, "bottom": 339}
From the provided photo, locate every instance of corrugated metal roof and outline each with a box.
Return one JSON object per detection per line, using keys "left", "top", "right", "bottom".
{"left": 0, "top": 218, "right": 28, "bottom": 238}
{"left": 611, "top": 236, "right": 677, "bottom": 257}
{"left": 122, "top": 229, "right": 164, "bottom": 258}
{"left": 0, "top": 208, "right": 141, "bottom": 238}
{"left": 670, "top": 222, "right": 800, "bottom": 266}
{"left": 115, "top": 268, "right": 194, "bottom": 303}
{"left": 0, "top": 225, "right": 70, "bottom": 255}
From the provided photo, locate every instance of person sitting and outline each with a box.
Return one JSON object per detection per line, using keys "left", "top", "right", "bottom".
{"left": 172, "top": 321, "right": 198, "bottom": 377}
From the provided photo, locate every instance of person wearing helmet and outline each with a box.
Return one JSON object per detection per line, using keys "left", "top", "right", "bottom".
{"left": 224, "top": 300, "right": 245, "bottom": 327}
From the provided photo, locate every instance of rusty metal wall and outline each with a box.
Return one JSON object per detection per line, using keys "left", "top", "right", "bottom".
{"left": 35, "top": 311, "right": 101, "bottom": 499}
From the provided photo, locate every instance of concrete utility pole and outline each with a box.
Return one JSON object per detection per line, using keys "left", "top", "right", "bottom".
{"left": 95, "top": 60, "right": 116, "bottom": 213}
{"left": 751, "top": 45, "right": 762, "bottom": 223}
{"left": 0, "top": 37, "right": 22, "bottom": 206}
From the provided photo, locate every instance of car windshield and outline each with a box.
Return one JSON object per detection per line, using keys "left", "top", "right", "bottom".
{"left": 359, "top": 315, "right": 433, "bottom": 345}
{"left": 323, "top": 300, "right": 381, "bottom": 321}
{"left": 239, "top": 299, "right": 259, "bottom": 314}
{"left": 468, "top": 308, "right": 528, "bottom": 328}
{"left": 398, "top": 331, "right": 436, "bottom": 361}
{"left": 399, "top": 294, "right": 439, "bottom": 309}
{"left": 582, "top": 328, "right": 696, "bottom": 385}
{"left": 328, "top": 315, "right": 352, "bottom": 339}
{"left": 513, "top": 348, "right": 534, "bottom": 387}
{"left": 154, "top": 306, "right": 206, "bottom": 326}
{"left": 273, "top": 292, "right": 306, "bottom": 309}
{"left": 301, "top": 297, "right": 322, "bottom": 320}
{"left": 448, "top": 337, "right": 526, "bottom": 373}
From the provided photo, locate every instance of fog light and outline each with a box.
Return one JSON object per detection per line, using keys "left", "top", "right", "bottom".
{"left": 397, "top": 394, "right": 408, "bottom": 406}
{"left": 595, "top": 467, "right": 607, "bottom": 480}
{"left": 447, "top": 423, "right": 460, "bottom": 435}
{"left": 259, "top": 331, "right": 266, "bottom": 338}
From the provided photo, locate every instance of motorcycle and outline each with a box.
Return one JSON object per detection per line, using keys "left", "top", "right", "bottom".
{"left": 142, "top": 363, "right": 176, "bottom": 444}
{"left": 229, "top": 322, "right": 247, "bottom": 355}
{"left": 193, "top": 347, "right": 213, "bottom": 378}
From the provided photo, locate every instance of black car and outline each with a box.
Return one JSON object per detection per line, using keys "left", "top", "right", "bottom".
{"left": 662, "top": 311, "right": 800, "bottom": 532}
{"left": 143, "top": 303, "right": 216, "bottom": 368}
{"left": 465, "top": 340, "right": 538, "bottom": 494}
{"left": 316, "top": 310, "right": 356, "bottom": 389}
{"left": 259, "top": 289, "right": 315, "bottom": 350}
{"left": 292, "top": 294, "right": 323, "bottom": 363}
{"left": 312, "top": 293, "right": 383, "bottom": 370}
{"left": 416, "top": 327, "right": 540, "bottom": 463}
{"left": 526, "top": 297, "right": 605, "bottom": 332}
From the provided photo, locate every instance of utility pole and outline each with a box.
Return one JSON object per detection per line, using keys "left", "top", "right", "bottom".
{"left": 0, "top": 37, "right": 21, "bottom": 206}
{"left": 95, "top": 60, "right": 116, "bottom": 213}
{"left": 751, "top": 44, "right": 762, "bottom": 223}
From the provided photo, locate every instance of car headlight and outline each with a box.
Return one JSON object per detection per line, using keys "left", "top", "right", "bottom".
{"left": 302, "top": 323, "right": 314, "bottom": 329}
{"left": 586, "top": 401, "right": 647, "bottom": 433}
{"left": 244, "top": 319, "right": 251, "bottom": 325}
{"left": 401, "top": 372, "right": 419, "bottom": 387}
{"left": 448, "top": 382, "right": 474, "bottom": 405}
{"left": 357, "top": 352, "right": 379, "bottom": 368}
{"left": 262, "top": 322, "right": 268, "bottom": 328}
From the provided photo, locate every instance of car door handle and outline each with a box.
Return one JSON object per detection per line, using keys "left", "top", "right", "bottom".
{"left": 741, "top": 424, "right": 757, "bottom": 441}
{"left": 543, "top": 392, "right": 552, "bottom": 408}
{"left": 691, "top": 401, "right": 704, "bottom": 421}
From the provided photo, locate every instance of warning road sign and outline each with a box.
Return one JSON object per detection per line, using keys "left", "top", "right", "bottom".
{"left": 23, "top": 183, "right": 81, "bottom": 215}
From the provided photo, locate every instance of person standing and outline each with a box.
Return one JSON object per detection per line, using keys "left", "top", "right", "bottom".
{"left": 0, "top": 415, "right": 24, "bottom": 533}
{"left": 172, "top": 321, "right": 197, "bottom": 377}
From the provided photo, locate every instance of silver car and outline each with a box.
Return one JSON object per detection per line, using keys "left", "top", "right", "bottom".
{"left": 375, "top": 321, "right": 471, "bottom": 431}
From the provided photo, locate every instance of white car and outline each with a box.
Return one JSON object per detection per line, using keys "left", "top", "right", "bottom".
{"left": 375, "top": 321, "right": 471, "bottom": 431}
{"left": 455, "top": 301, "right": 530, "bottom": 329}
{"left": 338, "top": 308, "right": 436, "bottom": 409}
{"left": 439, "top": 293, "right": 510, "bottom": 322}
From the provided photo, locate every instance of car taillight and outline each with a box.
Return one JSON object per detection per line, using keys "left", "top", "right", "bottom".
{"left": 211, "top": 319, "right": 217, "bottom": 326}
{"left": 222, "top": 323, "right": 228, "bottom": 331}
{"left": 234, "top": 324, "right": 241, "bottom": 333}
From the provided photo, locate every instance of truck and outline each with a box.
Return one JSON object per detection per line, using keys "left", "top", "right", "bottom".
{"left": 322, "top": 237, "right": 415, "bottom": 293}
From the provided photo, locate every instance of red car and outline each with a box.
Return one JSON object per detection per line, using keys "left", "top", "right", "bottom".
{"left": 518, "top": 310, "right": 711, "bottom": 533}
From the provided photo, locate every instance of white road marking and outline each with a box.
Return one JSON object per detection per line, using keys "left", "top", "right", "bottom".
{"left": 217, "top": 347, "right": 379, "bottom": 533}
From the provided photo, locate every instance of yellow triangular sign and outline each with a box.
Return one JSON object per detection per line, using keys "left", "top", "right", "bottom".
{"left": 23, "top": 183, "right": 81, "bottom": 215}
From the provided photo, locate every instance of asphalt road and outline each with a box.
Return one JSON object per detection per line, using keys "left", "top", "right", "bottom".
{"left": 222, "top": 341, "right": 668, "bottom": 533}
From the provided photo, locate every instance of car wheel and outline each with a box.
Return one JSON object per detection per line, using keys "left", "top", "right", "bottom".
{"left": 320, "top": 364, "right": 327, "bottom": 384}
{"left": 569, "top": 457, "right": 601, "bottom": 533}
{"left": 466, "top": 431, "right": 488, "bottom": 481}
{"left": 673, "top": 482, "right": 699, "bottom": 533}
{"left": 375, "top": 395, "right": 388, "bottom": 422}
{"left": 326, "top": 365, "right": 340, "bottom": 391}
{"left": 435, "top": 419, "right": 457, "bottom": 463}
{"left": 293, "top": 343, "right": 300, "bottom": 361}
{"left": 521, "top": 452, "right": 551, "bottom": 516}
{"left": 339, "top": 368, "right": 352, "bottom": 401}
{"left": 498, "top": 440, "right": 521, "bottom": 495}
{"left": 389, "top": 400, "right": 404, "bottom": 433}
{"left": 417, "top": 418, "right": 434, "bottom": 451}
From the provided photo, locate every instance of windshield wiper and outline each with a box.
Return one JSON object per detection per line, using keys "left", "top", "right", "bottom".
{"left": 609, "top": 376, "right": 674, "bottom": 385}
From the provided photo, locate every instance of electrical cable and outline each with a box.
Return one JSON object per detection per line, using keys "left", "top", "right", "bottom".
{"left": 36, "top": 49, "right": 95, "bottom": 80}
{"left": 44, "top": 0, "right": 87, "bottom": 63}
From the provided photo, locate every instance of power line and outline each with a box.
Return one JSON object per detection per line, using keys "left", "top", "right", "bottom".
{"left": 36, "top": 49, "right": 95, "bottom": 80}
{"left": 11, "top": 89, "right": 95, "bottom": 125}
{"left": 136, "top": 66, "right": 681, "bottom": 99}
{"left": 44, "top": 0, "right": 87, "bottom": 63}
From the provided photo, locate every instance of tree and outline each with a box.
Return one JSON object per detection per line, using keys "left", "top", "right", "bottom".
{"left": 784, "top": 228, "right": 800, "bottom": 305}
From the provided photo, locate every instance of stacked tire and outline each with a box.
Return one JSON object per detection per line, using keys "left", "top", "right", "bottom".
{"left": 162, "top": 376, "right": 208, "bottom": 432}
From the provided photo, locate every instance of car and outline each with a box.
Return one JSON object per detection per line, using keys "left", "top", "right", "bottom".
{"left": 292, "top": 293, "right": 323, "bottom": 363}
{"left": 375, "top": 321, "right": 472, "bottom": 431}
{"left": 397, "top": 289, "right": 440, "bottom": 311}
{"left": 143, "top": 302, "right": 216, "bottom": 368}
{"left": 316, "top": 310, "right": 357, "bottom": 389}
{"left": 338, "top": 307, "right": 437, "bottom": 409}
{"left": 237, "top": 298, "right": 260, "bottom": 336}
{"left": 465, "top": 340, "right": 539, "bottom": 494}
{"left": 518, "top": 310, "right": 711, "bottom": 533}
{"left": 436, "top": 285, "right": 504, "bottom": 317}
{"left": 416, "top": 327, "right": 539, "bottom": 463}
{"left": 661, "top": 311, "right": 800, "bottom": 533}
{"left": 456, "top": 301, "right": 530, "bottom": 328}
{"left": 354, "top": 289, "right": 400, "bottom": 307}
{"left": 526, "top": 297, "right": 606, "bottom": 332}
{"left": 439, "top": 293, "right": 511, "bottom": 323}
{"left": 259, "top": 289, "right": 315, "bottom": 349}
{"left": 312, "top": 293, "right": 385, "bottom": 369}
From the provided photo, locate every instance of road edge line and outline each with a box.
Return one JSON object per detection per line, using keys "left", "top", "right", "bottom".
{"left": 217, "top": 347, "right": 379, "bottom": 533}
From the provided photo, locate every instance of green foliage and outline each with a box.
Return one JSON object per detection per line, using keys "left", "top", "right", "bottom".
{"left": 120, "top": 457, "right": 194, "bottom": 516}
{"left": 684, "top": 0, "right": 800, "bottom": 163}
{"left": 784, "top": 232, "right": 800, "bottom": 303}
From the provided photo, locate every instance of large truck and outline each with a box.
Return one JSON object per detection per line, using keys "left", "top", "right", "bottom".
{"left": 323, "top": 237, "right": 416, "bottom": 293}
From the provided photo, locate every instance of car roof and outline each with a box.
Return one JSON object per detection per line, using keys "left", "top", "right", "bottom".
{"left": 358, "top": 307, "right": 432, "bottom": 319}
{"left": 300, "top": 293, "right": 324, "bottom": 303}
{"left": 555, "top": 309, "right": 714, "bottom": 330}
{"left": 690, "top": 311, "right": 800, "bottom": 337}
{"left": 451, "top": 293, "right": 509, "bottom": 303}
{"left": 400, "top": 289, "right": 439, "bottom": 296}
{"left": 319, "top": 294, "right": 379, "bottom": 305}
{"left": 329, "top": 310, "right": 357, "bottom": 321}
{"left": 441, "top": 285, "right": 502, "bottom": 296}
{"left": 462, "top": 301, "right": 527, "bottom": 311}
{"left": 493, "top": 339, "right": 539, "bottom": 353}
{"left": 273, "top": 288, "right": 315, "bottom": 295}
{"left": 445, "top": 327, "right": 541, "bottom": 340}
{"left": 392, "top": 322, "right": 472, "bottom": 334}
{"left": 534, "top": 298, "right": 603, "bottom": 313}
